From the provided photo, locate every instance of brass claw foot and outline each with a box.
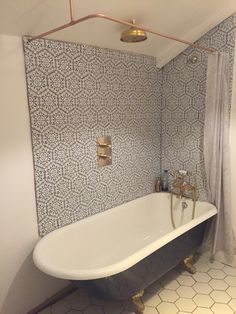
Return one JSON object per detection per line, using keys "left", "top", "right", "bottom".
{"left": 183, "top": 255, "right": 196, "bottom": 274}
{"left": 132, "top": 290, "right": 145, "bottom": 314}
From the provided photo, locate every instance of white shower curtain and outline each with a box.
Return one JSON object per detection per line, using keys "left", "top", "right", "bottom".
{"left": 204, "top": 52, "right": 235, "bottom": 261}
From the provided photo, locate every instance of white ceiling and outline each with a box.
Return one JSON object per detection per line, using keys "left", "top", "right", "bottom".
{"left": 0, "top": 0, "right": 236, "bottom": 67}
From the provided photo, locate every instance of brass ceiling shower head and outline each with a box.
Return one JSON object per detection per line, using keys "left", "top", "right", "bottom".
{"left": 28, "top": 0, "right": 216, "bottom": 54}
{"left": 120, "top": 19, "right": 147, "bottom": 43}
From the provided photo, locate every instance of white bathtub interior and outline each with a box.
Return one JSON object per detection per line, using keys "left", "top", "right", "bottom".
{"left": 33, "top": 193, "right": 217, "bottom": 280}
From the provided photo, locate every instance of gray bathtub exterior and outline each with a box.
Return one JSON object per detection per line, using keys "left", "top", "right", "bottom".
{"left": 73, "top": 219, "right": 210, "bottom": 300}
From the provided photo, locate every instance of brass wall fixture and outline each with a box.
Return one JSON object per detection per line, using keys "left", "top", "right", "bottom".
{"left": 189, "top": 54, "right": 198, "bottom": 64}
{"left": 120, "top": 19, "right": 147, "bottom": 43}
{"left": 97, "top": 136, "right": 112, "bottom": 167}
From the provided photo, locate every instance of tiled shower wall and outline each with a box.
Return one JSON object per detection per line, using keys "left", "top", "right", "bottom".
{"left": 161, "top": 15, "right": 236, "bottom": 200}
{"left": 23, "top": 39, "right": 162, "bottom": 235}
{"left": 23, "top": 15, "right": 236, "bottom": 235}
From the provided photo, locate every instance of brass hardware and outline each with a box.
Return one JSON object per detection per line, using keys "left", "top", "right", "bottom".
{"left": 98, "top": 155, "right": 111, "bottom": 159}
{"left": 120, "top": 19, "right": 147, "bottom": 43}
{"left": 97, "top": 146, "right": 112, "bottom": 157}
{"left": 97, "top": 136, "right": 111, "bottom": 147}
{"left": 97, "top": 136, "right": 112, "bottom": 167}
{"left": 28, "top": 1, "right": 216, "bottom": 54}
{"left": 183, "top": 255, "right": 196, "bottom": 274}
{"left": 170, "top": 170, "right": 197, "bottom": 229}
{"left": 170, "top": 170, "right": 197, "bottom": 201}
{"left": 189, "top": 54, "right": 198, "bottom": 63}
{"left": 172, "top": 182, "right": 197, "bottom": 201}
{"left": 132, "top": 290, "right": 145, "bottom": 314}
{"left": 98, "top": 158, "right": 112, "bottom": 167}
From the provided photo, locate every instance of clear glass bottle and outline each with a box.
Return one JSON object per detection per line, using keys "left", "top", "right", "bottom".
{"left": 161, "top": 170, "right": 169, "bottom": 191}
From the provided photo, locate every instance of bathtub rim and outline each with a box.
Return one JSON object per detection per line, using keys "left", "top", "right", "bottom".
{"left": 33, "top": 193, "right": 217, "bottom": 280}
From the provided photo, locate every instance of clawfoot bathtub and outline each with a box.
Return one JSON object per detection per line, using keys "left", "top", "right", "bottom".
{"left": 33, "top": 192, "right": 217, "bottom": 311}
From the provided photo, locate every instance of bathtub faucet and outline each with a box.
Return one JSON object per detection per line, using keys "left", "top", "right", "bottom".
{"left": 170, "top": 170, "right": 197, "bottom": 201}
{"left": 170, "top": 170, "right": 198, "bottom": 229}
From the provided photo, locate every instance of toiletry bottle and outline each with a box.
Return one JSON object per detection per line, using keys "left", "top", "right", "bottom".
{"left": 161, "top": 170, "right": 169, "bottom": 191}
{"left": 155, "top": 177, "right": 161, "bottom": 192}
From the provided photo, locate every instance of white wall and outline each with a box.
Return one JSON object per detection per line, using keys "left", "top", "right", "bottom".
{"left": 0, "top": 35, "right": 68, "bottom": 314}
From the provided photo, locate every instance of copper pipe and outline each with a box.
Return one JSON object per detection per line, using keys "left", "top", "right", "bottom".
{"left": 28, "top": 11, "right": 215, "bottom": 53}
{"left": 69, "top": 0, "right": 74, "bottom": 22}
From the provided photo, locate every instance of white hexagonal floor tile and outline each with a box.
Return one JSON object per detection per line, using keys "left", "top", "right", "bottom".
{"left": 229, "top": 299, "right": 236, "bottom": 312}
{"left": 63, "top": 290, "right": 83, "bottom": 302}
{"left": 208, "top": 261, "right": 224, "bottom": 270}
{"left": 83, "top": 305, "right": 104, "bottom": 314}
{"left": 143, "top": 306, "right": 158, "bottom": 314}
{"left": 193, "top": 272, "right": 211, "bottom": 283}
{"left": 195, "top": 261, "right": 210, "bottom": 272}
{"left": 193, "top": 282, "right": 213, "bottom": 294}
{"left": 225, "top": 275, "right": 236, "bottom": 286}
{"left": 103, "top": 300, "right": 124, "bottom": 314}
{"left": 159, "top": 289, "right": 179, "bottom": 302}
{"left": 193, "top": 308, "right": 213, "bottom": 314}
{"left": 209, "top": 279, "right": 229, "bottom": 290}
{"left": 210, "top": 290, "right": 231, "bottom": 303}
{"left": 178, "top": 270, "right": 193, "bottom": 276}
{"left": 143, "top": 292, "right": 162, "bottom": 307}
{"left": 226, "top": 286, "right": 236, "bottom": 298}
{"left": 73, "top": 285, "right": 88, "bottom": 296}
{"left": 223, "top": 265, "right": 236, "bottom": 276}
{"left": 197, "top": 252, "right": 211, "bottom": 263}
{"left": 90, "top": 296, "right": 107, "bottom": 306}
{"left": 175, "top": 297, "right": 197, "bottom": 312}
{"left": 193, "top": 294, "right": 214, "bottom": 307}
{"left": 161, "top": 278, "right": 180, "bottom": 290}
{"left": 157, "top": 302, "right": 178, "bottom": 314}
{"left": 177, "top": 275, "right": 195, "bottom": 286}
{"left": 165, "top": 269, "right": 180, "bottom": 279}
{"left": 211, "top": 303, "right": 234, "bottom": 314}
{"left": 146, "top": 280, "right": 163, "bottom": 294}
{"left": 71, "top": 294, "right": 90, "bottom": 310}
{"left": 208, "top": 269, "right": 226, "bottom": 279}
{"left": 51, "top": 299, "right": 71, "bottom": 314}
{"left": 176, "top": 286, "right": 196, "bottom": 298}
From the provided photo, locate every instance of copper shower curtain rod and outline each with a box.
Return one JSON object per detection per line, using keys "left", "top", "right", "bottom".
{"left": 28, "top": 0, "right": 215, "bottom": 53}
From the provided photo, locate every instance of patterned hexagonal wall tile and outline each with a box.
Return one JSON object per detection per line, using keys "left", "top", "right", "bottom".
{"left": 23, "top": 37, "right": 161, "bottom": 235}
{"left": 24, "top": 15, "right": 236, "bottom": 237}
{"left": 161, "top": 14, "right": 236, "bottom": 202}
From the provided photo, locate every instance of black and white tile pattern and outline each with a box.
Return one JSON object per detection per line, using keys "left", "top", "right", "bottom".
{"left": 23, "top": 15, "right": 236, "bottom": 235}
{"left": 161, "top": 15, "right": 236, "bottom": 200}
{"left": 23, "top": 38, "right": 162, "bottom": 235}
